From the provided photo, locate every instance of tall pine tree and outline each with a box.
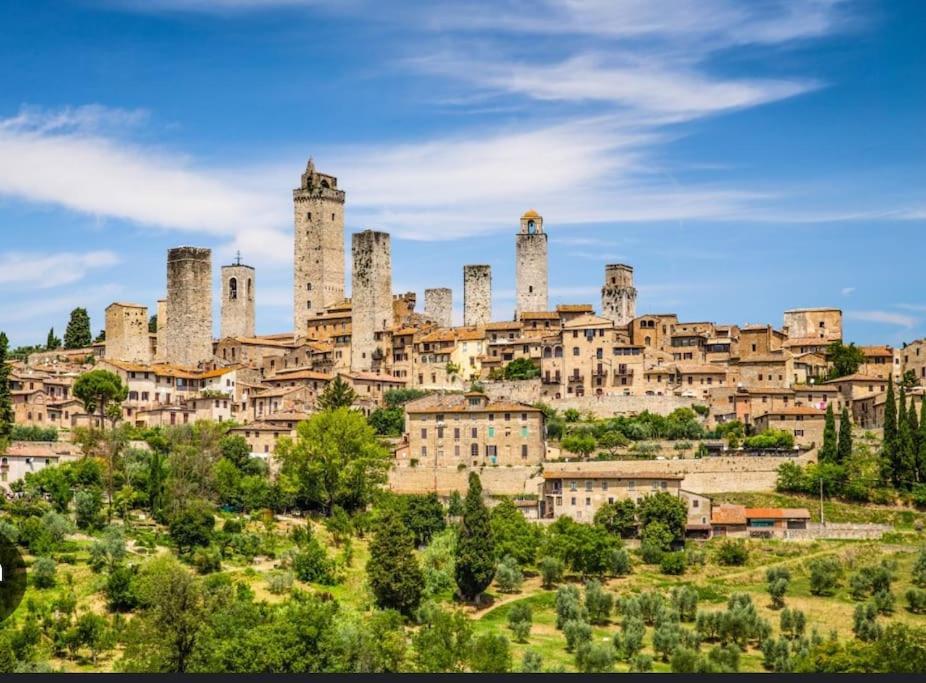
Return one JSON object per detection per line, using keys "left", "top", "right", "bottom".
{"left": 63, "top": 307, "right": 92, "bottom": 349}
{"left": 455, "top": 472, "right": 495, "bottom": 602}
{"left": 882, "top": 375, "right": 898, "bottom": 486}
{"left": 837, "top": 405, "right": 853, "bottom": 463}
{"left": 367, "top": 508, "right": 423, "bottom": 616}
{"left": 820, "top": 403, "right": 837, "bottom": 462}
{"left": 0, "top": 332, "right": 13, "bottom": 441}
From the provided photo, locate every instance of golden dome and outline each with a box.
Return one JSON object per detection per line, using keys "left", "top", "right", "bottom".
{"left": 521, "top": 209, "right": 541, "bottom": 220}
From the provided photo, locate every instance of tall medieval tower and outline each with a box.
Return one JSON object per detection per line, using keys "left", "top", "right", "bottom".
{"left": 220, "top": 255, "right": 256, "bottom": 339}
{"left": 424, "top": 288, "right": 453, "bottom": 328}
{"left": 293, "top": 158, "right": 345, "bottom": 335}
{"left": 601, "top": 264, "right": 637, "bottom": 326}
{"left": 351, "top": 230, "right": 392, "bottom": 372}
{"left": 515, "top": 209, "right": 548, "bottom": 319}
{"left": 463, "top": 264, "right": 492, "bottom": 327}
{"left": 164, "top": 246, "right": 213, "bottom": 367}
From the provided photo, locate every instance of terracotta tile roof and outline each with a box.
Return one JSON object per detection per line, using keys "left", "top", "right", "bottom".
{"left": 746, "top": 507, "right": 811, "bottom": 520}
{"left": 556, "top": 304, "right": 594, "bottom": 313}
{"left": 231, "top": 337, "right": 298, "bottom": 348}
{"left": 675, "top": 364, "right": 728, "bottom": 375}
{"left": 783, "top": 336, "right": 831, "bottom": 347}
{"left": 520, "top": 311, "right": 560, "bottom": 320}
{"left": 228, "top": 422, "right": 292, "bottom": 433}
{"left": 267, "top": 369, "right": 333, "bottom": 382}
{"left": 824, "top": 373, "right": 888, "bottom": 384}
{"left": 711, "top": 504, "right": 747, "bottom": 525}
{"left": 562, "top": 314, "right": 614, "bottom": 329}
{"left": 405, "top": 393, "right": 540, "bottom": 414}
{"left": 4, "top": 441, "right": 80, "bottom": 458}
{"left": 734, "top": 354, "right": 789, "bottom": 364}
{"left": 485, "top": 321, "right": 523, "bottom": 331}
{"left": 345, "top": 371, "right": 406, "bottom": 384}
{"left": 860, "top": 346, "right": 894, "bottom": 358}
{"left": 757, "top": 406, "right": 826, "bottom": 418}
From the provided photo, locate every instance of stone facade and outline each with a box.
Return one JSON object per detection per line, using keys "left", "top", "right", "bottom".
{"left": 220, "top": 263, "right": 256, "bottom": 339}
{"left": 601, "top": 264, "right": 637, "bottom": 325}
{"left": 463, "top": 264, "right": 492, "bottom": 327}
{"left": 515, "top": 210, "right": 548, "bottom": 319}
{"left": 350, "top": 230, "right": 392, "bottom": 372}
{"left": 164, "top": 246, "right": 213, "bottom": 368}
{"left": 293, "top": 159, "right": 345, "bottom": 334}
{"left": 104, "top": 302, "right": 151, "bottom": 363}
{"left": 783, "top": 307, "right": 842, "bottom": 341}
{"left": 424, "top": 287, "right": 452, "bottom": 328}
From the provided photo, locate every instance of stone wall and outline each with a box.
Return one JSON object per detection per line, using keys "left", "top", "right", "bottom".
{"left": 104, "top": 303, "right": 151, "bottom": 363}
{"left": 515, "top": 232, "right": 548, "bottom": 318}
{"left": 155, "top": 299, "right": 167, "bottom": 361}
{"left": 463, "top": 264, "right": 492, "bottom": 327}
{"left": 164, "top": 246, "right": 213, "bottom": 368}
{"left": 601, "top": 263, "right": 637, "bottom": 326}
{"left": 388, "top": 464, "right": 542, "bottom": 496}
{"left": 293, "top": 161, "right": 345, "bottom": 334}
{"left": 424, "top": 288, "right": 452, "bottom": 328}
{"left": 783, "top": 523, "right": 890, "bottom": 540}
{"left": 783, "top": 307, "right": 842, "bottom": 340}
{"left": 481, "top": 379, "right": 542, "bottom": 404}
{"left": 220, "top": 264, "right": 256, "bottom": 339}
{"left": 351, "top": 230, "right": 392, "bottom": 372}
{"left": 554, "top": 394, "right": 701, "bottom": 418}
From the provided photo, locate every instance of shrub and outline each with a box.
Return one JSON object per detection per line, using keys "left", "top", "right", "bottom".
{"left": 716, "top": 539, "right": 749, "bottom": 566}
{"left": 555, "top": 585, "right": 586, "bottom": 629}
{"left": 192, "top": 546, "right": 222, "bottom": 574}
{"left": 32, "top": 556, "right": 57, "bottom": 588}
{"left": 630, "top": 653, "right": 653, "bottom": 672}
{"left": 660, "top": 551, "right": 686, "bottom": 575}
{"left": 507, "top": 602, "right": 532, "bottom": 642}
{"left": 539, "top": 556, "right": 564, "bottom": 589}
{"left": 266, "top": 570, "right": 294, "bottom": 595}
{"left": 495, "top": 556, "right": 523, "bottom": 594}
{"left": 105, "top": 565, "right": 138, "bottom": 611}
{"left": 671, "top": 586, "right": 699, "bottom": 622}
{"left": 563, "top": 619, "right": 593, "bottom": 652}
{"left": 610, "top": 547, "right": 632, "bottom": 576}
{"left": 852, "top": 602, "right": 882, "bottom": 642}
{"left": 905, "top": 587, "right": 926, "bottom": 614}
{"left": 584, "top": 580, "right": 613, "bottom": 624}
{"left": 469, "top": 632, "right": 511, "bottom": 673}
{"left": 912, "top": 547, "right": 926, "bottom": 588}
{"left": 808, "top": 556, "right": 842, "bottom": 596}
{"left": 520, "top": 650, "right": 542, "bottom": 673}
{"left": 576, "top": 641, "right": 614, "bottom": 673}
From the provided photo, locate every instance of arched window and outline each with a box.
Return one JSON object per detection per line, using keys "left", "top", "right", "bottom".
{"left": 247, "top": 278, "right": 252, "bottom": 299}
{"left": 543, "top": 347, "right": 552, "bottom": 359}
{"left": 229, "top": 277, "right": 238, "bottom": 300}
{"left": 527, "top": 220, "right": 536, "bottom": 233}
{"left": 554, "top": 346, "right": 563, "bottom": 358}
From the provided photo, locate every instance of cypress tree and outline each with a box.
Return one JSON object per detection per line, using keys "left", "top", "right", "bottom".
{"left": 882, "top": 376, "right": 898, "bottom": 486}
{"left": 898, "top": 388, "right": 916, "bottom": 489}
{"left": 63, "top": 307, "right": 92, "bottom": 349}
{"left": 837, "top": 405, "right": 852, "bottom": 463}
{"left": 367, "top": 508, "right": 423, "bottom": 616}
{"left": 45, "top": 327, "right": 61, "bottom": 350}
{"left": 820, "top": 403, "right": 837, "bottom": 462}
{"left": 455, "top": 472, "right": 495, "bottom": 602}
{"left": 0, "top": 333, "right": 13, "bottom": 441}
{"left": 918, "top": 398, "right": 926, "bottom": 483}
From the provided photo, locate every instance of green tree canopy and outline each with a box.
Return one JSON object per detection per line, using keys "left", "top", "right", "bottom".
{"left": 316, "top": 376, "right": 358, "bottom": 411}
{"left": 489, "top": 497, "right": 542, "bottom": 565}
{"left": 0, "top": 332, "right": 13, "bottom": 441}
{"left": 367, "top": 509, "right": 423, "bottom": 616}
{"left": 826, "top": 341, "right": 866, "bottom": 379}
{"left": 637, "top": 491, "right": 688, "bottom": 543}
{"left": 276, "top": 408, "right": 390, "bottom": 515}
{"left": 503, "top": 358, "right": 540, "bottom": 380}
{"left": 63, "top": 307, "right": 93, "bottom": 349}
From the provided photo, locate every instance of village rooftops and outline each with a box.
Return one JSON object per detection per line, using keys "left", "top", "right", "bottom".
{"left": 562, "top": 314, "right": 613, "bottom": 329}
{"left": 860, "top": 345, "right": 894, "bottom": 358}
{"left": 557, "top": 304, "right": 595, "bottom": 313}
{"left": 342, "top": 371, "right": 406, "bottom": 384}
{"left": 823, "top": 373, "right": 889, "bottom": 384}
{"left": 229, "top": 337, "right": 299, "bottom": 348}
{"left": 755, "top": 406, "right": 826, "bottom": 417}
{"left": 519, "top": 311, "right": 561, "bottom": 320}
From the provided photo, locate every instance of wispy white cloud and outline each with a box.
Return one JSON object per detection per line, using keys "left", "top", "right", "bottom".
{"left": 0, "top": 250, "right": 120, "bottom": 289}
{"left": 846, "top": 310, "right": 917, "bottom": 328}
{"left": 841, "top": 286, "right": 855, "bottom": 296}
{"left": 895, "top": 303, "right": 926, "bottom": 313}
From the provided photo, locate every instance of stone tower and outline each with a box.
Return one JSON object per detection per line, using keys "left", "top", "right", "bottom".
{"left": 424, "top": 288, "right": 453, "bottom": 328}
{"left": 463, "top": 265, "right": 491, "bottom": 327}
{"left": 293, "top": 158, "right": 345, "bottom": 335}
{"left": 601, "top": 264, "right": 637, "bottom": 326}
{"left": 104, "top": 302, "right": 151, "bottom": 363}
{"left": 164, "top": 246, "right": 213, "bottom": 368}
{"left": 515, "top": 209, "right": 548, "bottom": 318}
{"left": 220, "top": 255, "right": 256, "bottom": 339}
{"left": 351, "top": 230, "right": 392, "bottom": 372}
{"left": 154, "top": 298, "right": 167, "bottom": 361}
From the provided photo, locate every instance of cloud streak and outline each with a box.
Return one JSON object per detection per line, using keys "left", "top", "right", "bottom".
{"left": 0, "top": 250, "right": 121, "bottom": 289}
{"left": 846, "top": 310, "right": 917, "bottom": 329}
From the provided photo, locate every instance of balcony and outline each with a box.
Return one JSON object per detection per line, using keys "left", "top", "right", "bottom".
{"left": 567, "top": 374, "right": 585, "bottom": 383}
{"left": 542, "top": 375, "right": 562, "bottom": 385}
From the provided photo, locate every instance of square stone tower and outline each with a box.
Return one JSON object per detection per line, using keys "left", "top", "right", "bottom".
{"left": 164, "top": 246, "right": 213, "bottom": 368}
{"left": 515, "top": 209, "right": 548, "bottom": 319}
{"left": 154, "top": 298, "right": 167, "bottom": 362}
{"left": 104, "top": 302, "right": 151, "bottom": 363}
{"left": 601, "top": 264, "right": 637, "bottom": 326}
{"left": 463, "top": 264, "right": 492, "bottom": 327}
{"left": 424, "top": 288, "right": 453, "bottom": 328}
{"left": 351, "top": 230, "right": 392, "bottom": 372}
{"left": 220, "top": 256, "right": 256, "bottom": 339}
{"left": 293, "top": 158, "right": 345, "bottom": 335}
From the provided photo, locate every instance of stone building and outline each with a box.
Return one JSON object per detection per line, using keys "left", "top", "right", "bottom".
{"left": 463, "top": 264, "right": 492, "bottom": 327}
{"left": 220, "top": 260, "right": 256, "bottom": 339}
{"left": 403, "top": 391, "right": 546, "bottom": 467}
{"left": 164, "top": 246, "right": 213, "bottom": 368}
{"left": 601, "top": 264, "right": 637, "bottom": 326}
{"left": 293, "top": 159, "right": 345, "bottom": 334}
{"left": 104, "top": 302, "right": 151, "bottom": 363}
{"left": 154, "top": 298, "right": 168, "bottom": 361}
{"left": 424, "top": 287, "right": 452, "bottom": 328}
{"left": 515, "top": 210, "right": 548, "bottom": 319}
{"left": 783, "top": 307, "right": 842, "bottom": 342}
{"left": 350, "top": 230, "right": 392, "bottom": 372}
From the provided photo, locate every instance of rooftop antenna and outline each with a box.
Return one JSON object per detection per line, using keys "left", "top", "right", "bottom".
{"left": 235, "top": 250, "right": 242, "bottom": 266}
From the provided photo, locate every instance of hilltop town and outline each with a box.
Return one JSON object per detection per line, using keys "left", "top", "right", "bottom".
{"left": 5, "top": 159, "right": 926, "bottom": 527}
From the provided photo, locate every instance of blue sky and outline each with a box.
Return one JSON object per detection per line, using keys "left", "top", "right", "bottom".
{"left": 0, "top": 0, "right": 923, "bottom": 348}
